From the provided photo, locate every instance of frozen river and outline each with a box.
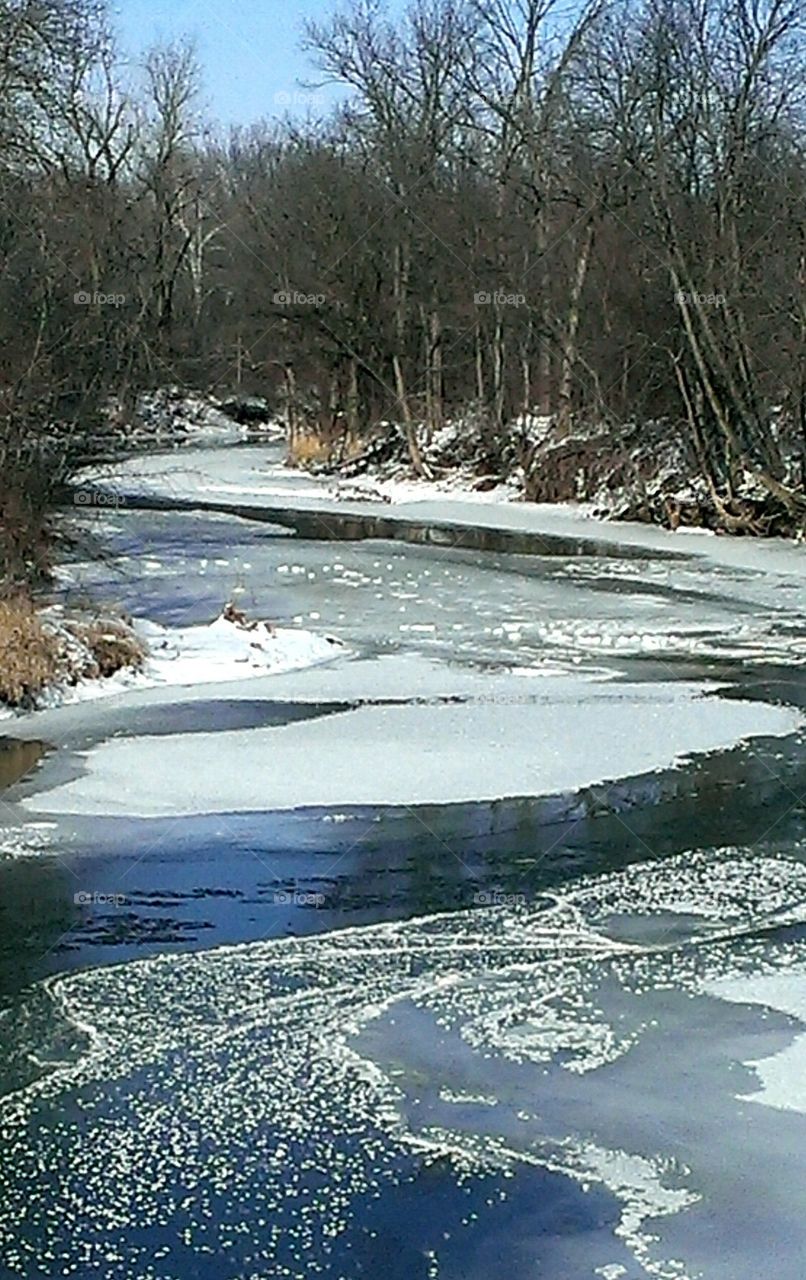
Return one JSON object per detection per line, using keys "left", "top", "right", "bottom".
{"left": 1, "top": 445, "right": 806, "bottom": 1280}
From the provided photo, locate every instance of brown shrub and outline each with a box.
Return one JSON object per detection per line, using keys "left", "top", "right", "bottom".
{"left": 0, "top": 600, "right": 146, "bottom": 709}
{"left": 66, "top": 616, "right": 146, "bottom": 681}
{"left": 0, "top": 595, "right": 59, "bottom": 707}
{"left": 288, "top": 430, "right": 366, "bottom": 468}
{"left": 288, "top": 433, "right": 334, "bottom": 466}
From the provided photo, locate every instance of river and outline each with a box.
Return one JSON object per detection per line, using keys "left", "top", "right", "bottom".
{"left": 0, "top": 444, "right": 805, "bottom": 1280}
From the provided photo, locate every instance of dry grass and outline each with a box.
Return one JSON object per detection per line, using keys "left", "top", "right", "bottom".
{"left": 341, "top": 432, "right": 369, "bottom": 461}
{"left": 287, "top": 430, "right": 367, "bottom": 468}
{"left": 288, "top": 433, "right": 334, "bottom": 466}
{"left": 0, "top": 598, "right": 146, "bottom": 709}
{"left": 0, "top": 595, "right": 60, "bottom": 708}
{"left": 68, "top": 616, "right": 146, "bottom": 680}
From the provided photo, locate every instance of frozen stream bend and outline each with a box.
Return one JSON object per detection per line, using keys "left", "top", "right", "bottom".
{"left": 0, "top": 444, "right": 805, "bottom": 1279}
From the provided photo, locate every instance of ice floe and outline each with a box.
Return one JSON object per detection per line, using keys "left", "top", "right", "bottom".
{"left": 22, "top": 681, "right": 801, "bottom": 817}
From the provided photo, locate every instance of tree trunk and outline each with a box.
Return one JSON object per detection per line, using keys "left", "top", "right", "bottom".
{"left": 491, "top": 308, "right": 506, "bottom": 433}
{"left": 556, "top": 218, "right": 596, "bottom": 434}
{"left": 393, "top": 353, "right": 430, "bottom": 477}
{"left": 393, "top": 240, "right": 428, "bottom": 476}
{"left": 429, "top": 307, "right": 443, "bottom": 439}
{"left": 284, "top": 363, "right": 298, "bottom": 460}
{"left": 475, "top": 323, "right": 485, "bottom": 402}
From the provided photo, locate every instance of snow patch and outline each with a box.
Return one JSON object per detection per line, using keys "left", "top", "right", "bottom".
{"left": 32, "top": 614, "right": 346, "bottom": 712}
{"left": 137, "top": 615, "right": 345, "bottom": 687}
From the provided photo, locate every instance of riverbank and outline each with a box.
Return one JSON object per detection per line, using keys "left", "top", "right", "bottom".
{"left": 83, "top": 443, "right": 806, "bottom": 576}
{"left": 0, "top": 604, "right": 345, "bottom": 717}
{"left": 292, "top": 411, "right": 806, "bottom": 537}
{"left": 0, "top": 597, "right": 146, "bottom": 711}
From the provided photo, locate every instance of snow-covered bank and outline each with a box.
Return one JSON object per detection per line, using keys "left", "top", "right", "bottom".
{"left": 23, "top": 682, "right": 801, "bottom": 817}
{"left": 25, "top": 614, "right": 346, "bottom": 713}
{"left": 88, "top": 446, "right": 806, "bottom": 581}
{"left": 99, "top": 388, "right": 285, "bottom": 450}
{"left": 0, "top": 603, "right": 146, "bottom": 718}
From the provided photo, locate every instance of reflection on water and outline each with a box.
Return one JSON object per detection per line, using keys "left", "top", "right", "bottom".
{"left": 0, "top": 738, "right": 46, "bottom": 791}
{"left": 1, "top": 720, "right": 802, "bottom": 990}
{"left": 123, "top": 489, "right": 685, "bottom": 560}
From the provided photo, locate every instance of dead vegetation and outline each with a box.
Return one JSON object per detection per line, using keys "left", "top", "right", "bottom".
{"left": 0, "top": 596, "right": 60, "bottom": 708}
{"left": 65, "top": 615, "right": 146, "bottom": 681}
{"left": 519, "top": 417, "right": 806, "bottom": 537}
{"left": 0, "top": 597, "right": 146, "bottom": 710}
{"left": 287, "top": 428, "right": 367, "bottom": 469}
{"left": 287, "top": 433, "right": 335, "bottom": 467}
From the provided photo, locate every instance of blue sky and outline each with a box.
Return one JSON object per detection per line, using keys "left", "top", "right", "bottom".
{"left": 113, "top": 0, "right": 402, "bottom": 126}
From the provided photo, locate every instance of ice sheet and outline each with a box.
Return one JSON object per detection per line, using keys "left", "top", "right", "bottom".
{"left": 93, "top": 445, "right": 806, "bottom": 580}
{"left": 23, "top": 683, "right": 801, "bottom": 817}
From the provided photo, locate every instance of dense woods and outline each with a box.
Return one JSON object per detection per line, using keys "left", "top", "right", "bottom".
{"left": 2, "top": 0, "right": 806, "bottom": 591}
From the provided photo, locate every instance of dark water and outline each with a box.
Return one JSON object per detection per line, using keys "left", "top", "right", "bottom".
{"left": 0, "top": 708, "right": 803, "bottom": 991}
{"left": 113, "top": 485, "right": 688, "bottom": 562}
{"left": 0, "top": 737, "right": 47, "bottom": 790}
{"left": 1, "top": 495, "right": 805, "bottom": 1279}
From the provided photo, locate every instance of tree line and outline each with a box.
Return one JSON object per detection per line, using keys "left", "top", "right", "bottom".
{"left": 2, "top": 0, "right": 806, "bottom": 585}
